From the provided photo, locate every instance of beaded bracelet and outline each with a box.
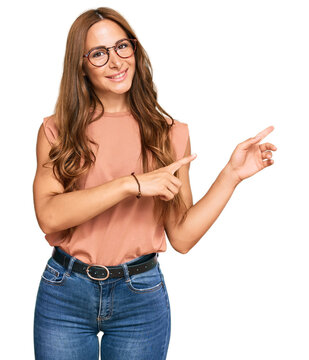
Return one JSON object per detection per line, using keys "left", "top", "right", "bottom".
{"left": 131, "top": 172, "right": 142, "bottom": 199}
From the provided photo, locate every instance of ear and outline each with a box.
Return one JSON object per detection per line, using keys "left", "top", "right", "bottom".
{"left": 82, "top": 61, "right": 87, "bottom": 77}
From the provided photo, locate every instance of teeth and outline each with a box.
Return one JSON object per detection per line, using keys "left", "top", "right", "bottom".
{"left": 110, "top": 70, "right": 126, "bottom": 79}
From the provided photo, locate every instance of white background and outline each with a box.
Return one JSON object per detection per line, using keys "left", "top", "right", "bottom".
{"left": 1, "top": 1, "right": 308, "bottom": 359}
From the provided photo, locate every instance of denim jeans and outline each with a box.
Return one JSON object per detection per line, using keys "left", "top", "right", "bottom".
{"left": 33, "top": 247, "right": 171, "bottom": 359}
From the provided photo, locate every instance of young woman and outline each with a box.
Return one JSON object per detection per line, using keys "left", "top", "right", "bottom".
{"left": 32, "top": 7, "right": 277, "bottom": 360}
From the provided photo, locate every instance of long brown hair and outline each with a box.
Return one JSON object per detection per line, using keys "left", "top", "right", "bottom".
{"left": 44, "top": 7, "right": 189, "bottom": 240}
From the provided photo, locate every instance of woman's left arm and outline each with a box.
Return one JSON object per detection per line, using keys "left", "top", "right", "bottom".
{"left": 164, "top": 126, "right": 277, "bottom": 254}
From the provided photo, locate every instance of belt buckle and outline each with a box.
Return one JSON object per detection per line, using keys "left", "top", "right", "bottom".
{"left": 86, "top": 264, "right": 110, "bottom": 280}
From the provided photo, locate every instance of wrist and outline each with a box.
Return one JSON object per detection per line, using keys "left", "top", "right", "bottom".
{"left": 122, "top": 175, "right": 140, "bottom": 197}
{"left": 221, "top": 164, "right": 242, "bottom": 188}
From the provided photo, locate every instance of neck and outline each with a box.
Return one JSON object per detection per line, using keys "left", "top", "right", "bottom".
{"left": 95, "top": 91, "right": 130, "bottom": 113}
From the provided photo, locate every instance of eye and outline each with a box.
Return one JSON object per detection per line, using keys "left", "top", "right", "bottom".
{"left": 93, "top": 50, "right": 107, "bottom": 58}
{"left": 117, "top": 43, "right": 128, "bottom": 50}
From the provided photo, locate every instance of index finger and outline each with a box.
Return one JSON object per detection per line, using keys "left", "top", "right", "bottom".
{"left": 169, "top": 153, "right": 197, "bottom": 175}
{"left": 255, "top": 126, "right": 275, "bottom": 141}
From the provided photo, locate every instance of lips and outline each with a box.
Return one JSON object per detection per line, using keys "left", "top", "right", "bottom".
{"left": 106, "top": 68, "right": 128, "bottom": 79}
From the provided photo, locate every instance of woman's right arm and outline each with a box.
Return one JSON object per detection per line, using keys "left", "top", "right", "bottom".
{"left": 33, "top": 124, "right": 137, "bottom": 234}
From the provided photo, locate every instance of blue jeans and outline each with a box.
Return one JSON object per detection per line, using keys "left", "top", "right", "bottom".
{"left": 33, "top": 247, "right": 171, "bottom": 359}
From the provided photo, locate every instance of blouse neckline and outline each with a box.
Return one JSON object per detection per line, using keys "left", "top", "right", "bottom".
{"left": 90, "top": 107, "right": 132, "bottom": 117}
{"left": 102, "top": 111, "right": 132, "bottom": 117}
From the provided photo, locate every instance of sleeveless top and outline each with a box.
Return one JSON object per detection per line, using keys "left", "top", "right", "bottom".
{"left": 42, "top": 109, "right": 189, "bottom": 266}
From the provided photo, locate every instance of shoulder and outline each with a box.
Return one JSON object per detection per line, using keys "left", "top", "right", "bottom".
{"left": 43, "top": 114, "right": 57, "bottom": 128}
{"left": 164, "top": 116, "right": 189, "bottom": 136}
{"left": 170, "top": 118, "right": 188, "bottom": 134}
{"left": 164, "top": 116, "right": 188, "bottom": 128}
{"left": 164, "top": 117, "right": 190, "bottom": 160}
{"left": 165, "top": 116, "right": 189, "bottom": 134}
{"left": 42, "top": 114, "right": 59, "bottom": 145}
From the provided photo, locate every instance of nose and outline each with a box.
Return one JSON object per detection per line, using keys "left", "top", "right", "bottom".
{"left": 108, "top": 47, "right": 121, "bottom": 67}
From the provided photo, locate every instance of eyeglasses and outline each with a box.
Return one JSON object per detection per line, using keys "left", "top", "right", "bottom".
{"left": 83, "top": 38, "right": 138, "bottom": 67}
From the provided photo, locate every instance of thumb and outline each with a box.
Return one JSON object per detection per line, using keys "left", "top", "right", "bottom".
{"left": 168, "top": 153, "right": 197, "bottom": 175}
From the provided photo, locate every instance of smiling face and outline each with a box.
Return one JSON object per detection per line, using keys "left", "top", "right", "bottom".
{"left": 82, "top": 19, "right": 136, "bottom": 109}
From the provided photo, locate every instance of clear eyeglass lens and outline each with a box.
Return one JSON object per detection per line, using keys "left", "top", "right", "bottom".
{"left": 89, "top": 40, "right": 134, "bottom": 66}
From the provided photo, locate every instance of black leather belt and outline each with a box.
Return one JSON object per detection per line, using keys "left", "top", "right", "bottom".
{"left": 52, "top": 246, "right": 159, "bottom": 281}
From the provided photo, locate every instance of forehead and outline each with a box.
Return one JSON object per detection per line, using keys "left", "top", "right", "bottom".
{"left": 85, "top": 19, "right": 128, "bottom": 49}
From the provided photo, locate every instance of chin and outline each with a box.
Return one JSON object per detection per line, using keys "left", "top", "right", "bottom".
{"left": 109, "top": 82, "right": 133, "bottom": 94}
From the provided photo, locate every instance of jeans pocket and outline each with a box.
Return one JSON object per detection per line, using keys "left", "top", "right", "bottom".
{"left": 41, "top": 257, "right": 68, "bottom": 286}
{"left": 126, "top": 263, "right": 163, "bottom": 294}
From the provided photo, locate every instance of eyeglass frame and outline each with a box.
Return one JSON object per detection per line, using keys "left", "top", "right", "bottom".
{"left": 83, "top": 38, "right": 138, "bottom": 67}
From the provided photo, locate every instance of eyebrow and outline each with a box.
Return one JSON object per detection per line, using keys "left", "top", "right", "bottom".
{"left": 86, "top": 37, "right": 129, "bottom": 54}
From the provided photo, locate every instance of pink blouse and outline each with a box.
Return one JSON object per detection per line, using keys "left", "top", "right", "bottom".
{"left": 42, "top": 109, "right": 189, "bottom": 266}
